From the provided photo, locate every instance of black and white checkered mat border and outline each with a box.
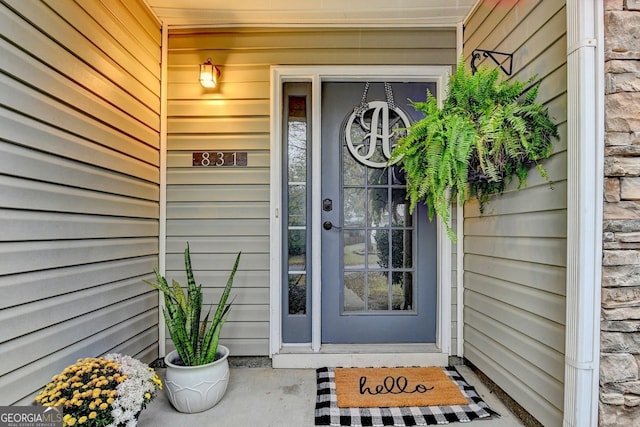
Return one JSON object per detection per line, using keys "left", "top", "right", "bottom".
{"left": 315, "top": 366, "right": 500, "bottom": 426}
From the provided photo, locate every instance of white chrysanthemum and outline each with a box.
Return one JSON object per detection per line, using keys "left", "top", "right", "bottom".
{"left": 121, "top": 409, "right": 135, "bottom": 422}
{"left": 111, "top": 407, "right": 125, "bottom": 425}
{"left": 104, "top": 353, "right": 160, "bottom": 426}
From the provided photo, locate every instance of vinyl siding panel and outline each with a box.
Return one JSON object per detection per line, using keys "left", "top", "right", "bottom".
{"left": 166, "top": 27, "right": 457, "bottom": 355}
{"left": 463, "top": 1, "right": 567, "bottom": 426}
{"left": 0, "top": 0, "right": 161, "bottom": 405}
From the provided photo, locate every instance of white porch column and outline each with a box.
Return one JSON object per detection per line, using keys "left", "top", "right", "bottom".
{"left": 563, "top": 0, "right": 604, "bottom": 426}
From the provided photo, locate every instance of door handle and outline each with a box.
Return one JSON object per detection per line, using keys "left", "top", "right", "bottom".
{"left": 323, "top": 221, "right": 342, "bottom": 231}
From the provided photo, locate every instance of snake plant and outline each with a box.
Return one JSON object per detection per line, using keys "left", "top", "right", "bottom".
{"left": 146, "top": 244, "right": 241, "bottom": 366}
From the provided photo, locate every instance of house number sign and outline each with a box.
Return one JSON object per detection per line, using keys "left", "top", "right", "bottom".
{"left": 192, "top": 151, "right": 248, "bottom": 167}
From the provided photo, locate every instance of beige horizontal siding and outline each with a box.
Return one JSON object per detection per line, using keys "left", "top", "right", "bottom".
{"left": 169, "top": 117, "right": 269, "bottom": 133}
{"left": 0, "top": 176, "right": 158, "bottom": 218}
{"left": 167, "top": 184, "right": 270, "bottom": 202}
{"left": 168, "top": 169, "right": 270, "bottom": 185}
{"left": 168, "top": 99, "right": 270, "bottom": 116}
{"left": 0, "top": 0, "right": 161, "bottom": 405}
{"left": 2, "top": 1, "right": 159, "bottom": 128}
{"left": 463, "top": 0, "right": 567, "bottom": 425}
{"left": 0, "top": 109, "right": 159, "bottom": 180}
{"left": 465, "top": 255, "right": 565, "bottom": 296}
{"left": 166, "top": 220, "right": 269, "bottom": 237}
{"left": 169, "top": 135, "right": 270, "bottom": 151}
{"left": 0, "top": 238, "right": 158, "bottom": 276}
{"left": 166, "top": 269, "right": 271, "bottom": 289}
{"left": 168, "top": 203, "right": 269, "bottom": 220}
{"left": 0, "top": 210, "right": 158, "bottom": 241}
{"left": 0, "top": 72, "right": 159, "bottom": 157}
{"left": 166, "top": 26, "right": 457, "bottom": 355}
{"left": 0, "top": 141, "right": 159, "bottom": 197}
{"left": 0, "top": 257, "right": 157, "bottom": 309}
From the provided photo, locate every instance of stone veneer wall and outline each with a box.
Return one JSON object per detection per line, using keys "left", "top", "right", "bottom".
{"left": 601, "top": 0, "right": 640, "bottom": 425}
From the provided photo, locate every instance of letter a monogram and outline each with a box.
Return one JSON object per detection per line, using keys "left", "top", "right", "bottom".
{"left": 345, "top": 100, "right": 412, "bottom": 169}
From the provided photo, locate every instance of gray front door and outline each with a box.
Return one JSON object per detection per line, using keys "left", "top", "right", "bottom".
{"left": 321, "top": 81, "right": 438, "bottom": 344}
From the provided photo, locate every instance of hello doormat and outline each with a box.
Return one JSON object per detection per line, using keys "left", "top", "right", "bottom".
{"left": 334, "top": 367, "right": 469, "bottom": 408}
{"left": 315, "top": 366, "right": 499, "bottom": 426}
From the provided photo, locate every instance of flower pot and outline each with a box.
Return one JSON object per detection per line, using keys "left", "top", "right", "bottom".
{"left": 163, "top": 346, "right": 230, "bottom": 413}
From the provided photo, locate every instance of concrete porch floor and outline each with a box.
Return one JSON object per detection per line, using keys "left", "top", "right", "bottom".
{"left": 139, "top": 362, "right": 526, "bottom": 427}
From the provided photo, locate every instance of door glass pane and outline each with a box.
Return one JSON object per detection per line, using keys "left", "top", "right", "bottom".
{"left": 288, "top": 132, "right": 306, "bottom": 183}
{"left": 344, "top": 230, "right": 366, "bottom": 269}
{"left": 288, "top": 274, "right": 307, "bottom": 315}
{"left": 368, "top": 188, "right": 389, "bottom": 227}
{"left": 392, "top": 189, "right": 410, "bottom": 226}
{"left": 367, "top": 272, "right": 389, "bottom": 311}
{"left": 343, "top": 272, "right": 365, "bottom": 312}
{"left": 369, "top": 167, "right": 388, "bottom": 185}
{"left": 367, "top": 230, "right": 382, "bottom": 268}
{"left": 393, "top": 272, "right": 413, "bottom": 311}
{"left": 392, "top": 230, "right": 412, "bottom": 269}
{"left": 288, "top": 229, "right": 306, "bottom": 271}
{"left": 344, "top": 188, "right": 365, "bottom": 227}
{"left": 343, "top": 146, "right": 365, "bottom": 185}
{"left": 288, "top": 185, "right": 306, "bottom": 226}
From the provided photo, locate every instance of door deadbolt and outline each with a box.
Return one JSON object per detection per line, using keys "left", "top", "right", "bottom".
{"left": 323, "top": 198, "right": 333, "bottom": 212}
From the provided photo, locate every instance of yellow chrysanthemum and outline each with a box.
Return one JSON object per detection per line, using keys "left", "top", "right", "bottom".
{"left": 77, "top": 416, "right": 87, "bottom": 424}
{"left": 66, "top": 416, "right": 77, "bottom": 426}
{"left": 88, "top": 412, "right": 97, "bottom": 420}
{"left": 99, "top": 403, "right": 108, "bottom": 410}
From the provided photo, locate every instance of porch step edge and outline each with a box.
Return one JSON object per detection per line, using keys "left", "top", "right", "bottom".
{"left": 272, "top": 352, "right": 448, "bottom": 368}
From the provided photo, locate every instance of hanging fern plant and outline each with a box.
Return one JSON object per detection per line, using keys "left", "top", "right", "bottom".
{"left": 390, "top": 60, "right": 559, "bottom": 240}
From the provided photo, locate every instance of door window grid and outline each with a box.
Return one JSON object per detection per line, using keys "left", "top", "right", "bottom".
{"left": 342, "top": 154, "right": 415, "bottom": 313}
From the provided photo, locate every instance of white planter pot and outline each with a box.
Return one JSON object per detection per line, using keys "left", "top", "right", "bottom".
{"left": 163, "top": 346, "right": 230, "bottom": 413}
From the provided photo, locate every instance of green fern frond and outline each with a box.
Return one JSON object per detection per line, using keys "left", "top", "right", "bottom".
{"left": 390, "top": 57, "right": 559, "bottom": 240}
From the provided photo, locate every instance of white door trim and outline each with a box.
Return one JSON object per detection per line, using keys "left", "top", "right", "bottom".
{"left": 269, "top": 65, "right": 452, "bottom": 366}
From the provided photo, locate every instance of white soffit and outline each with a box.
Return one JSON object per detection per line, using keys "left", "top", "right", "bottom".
{"left": 144, "top": 0, "right": 477, "bottom": 27}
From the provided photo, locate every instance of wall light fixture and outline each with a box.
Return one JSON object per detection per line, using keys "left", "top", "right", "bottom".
{"left": 199, "top": 58, "right": 220, "bottom": 88}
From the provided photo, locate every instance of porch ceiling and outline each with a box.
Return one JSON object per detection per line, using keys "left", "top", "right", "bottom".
{"left": 145, "top": 0, "right": 478, "bottom": 27}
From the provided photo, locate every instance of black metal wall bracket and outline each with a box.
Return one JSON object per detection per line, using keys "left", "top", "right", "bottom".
{"left": 470, "top": 49, "right": 514, "bottom": 76}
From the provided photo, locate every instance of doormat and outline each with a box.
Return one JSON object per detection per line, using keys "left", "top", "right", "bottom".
{"left": 334, "top": 367, "right": 469, "bottom": 408}
{"left": 315, "top": 367, "right": 500, "bottom": 426}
